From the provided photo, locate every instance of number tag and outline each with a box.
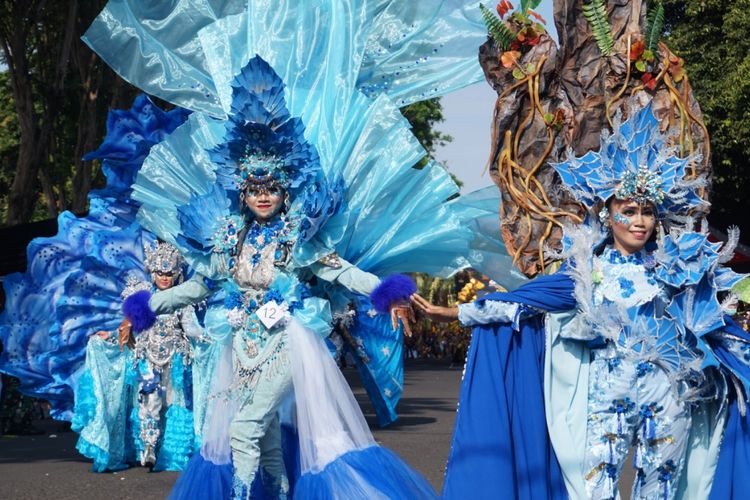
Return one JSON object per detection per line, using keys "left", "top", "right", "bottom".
{"left": 257, "top": 301, "right": 286, "bottom": 329}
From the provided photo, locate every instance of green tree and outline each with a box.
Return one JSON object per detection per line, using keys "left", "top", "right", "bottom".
{"left": 0, "top": 0, "right": 134, "bottom": 227}
{"left": 400, "top": 97, "right": 460, "bottom": 186}
{"left": 664, "top": 0, "right": 750, "bottom": 230}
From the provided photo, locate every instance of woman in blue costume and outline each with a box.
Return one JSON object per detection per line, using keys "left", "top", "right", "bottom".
{"left": 74, "top": 240, "right": 210, "bottom": 472}
{"left": 413, "top": 102, "right": 750, "bottom": 499}
{"left": 79, "top": 1, "right": 525, "bottom": 498}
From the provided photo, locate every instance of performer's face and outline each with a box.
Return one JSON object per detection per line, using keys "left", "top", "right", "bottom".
{"left": 245, "top": 187, "right": 284, "bottom": 222}
{"left": 608, "top": 199, "right": 656, "bottom": 255}
{"left": 154, "top": 271, "right": 176, "bottom": 290}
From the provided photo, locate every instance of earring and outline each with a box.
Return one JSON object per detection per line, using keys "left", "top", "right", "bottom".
{"left": 283, "top": 192, "right": 291, "bottom": 212}
{"left": 598, "top": 207, "right": 610, "bottom": 227}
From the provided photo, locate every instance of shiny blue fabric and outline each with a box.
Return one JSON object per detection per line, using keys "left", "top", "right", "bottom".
{"left": 709, "top": 400, "right": 750, "bottom": 500}
{"left": 349, "top": 296, "right": 403, "bottom": 427}
{"left": 706, "top": 317, "right": 750, "bottom": 499}
{"left": 443, "top": 274, "right": 574, "bottom": 500}
{"left": 83, "top": 1, "right": 485, "bottom": 116}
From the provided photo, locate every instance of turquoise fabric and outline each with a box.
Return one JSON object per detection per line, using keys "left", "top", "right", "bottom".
{"left": 73, "top": 334, "right": 213, "bottom": 472}
{"left": 72, "top": 339, "right": 134, "bottom": 472}
{"left": 82, "top": 1, "right": 485, "bottom": 116}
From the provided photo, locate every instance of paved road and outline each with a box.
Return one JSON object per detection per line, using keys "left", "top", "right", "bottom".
{"left": 0, "top": 360, "right": 462, "bottom": 500}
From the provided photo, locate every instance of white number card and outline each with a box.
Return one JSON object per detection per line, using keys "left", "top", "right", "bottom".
{"left": 257, "top": 301, "right": 285, "bottom": 329}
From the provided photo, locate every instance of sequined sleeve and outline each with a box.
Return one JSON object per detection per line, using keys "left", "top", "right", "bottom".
{"left": 457, "top": 300, "right": 525, "bottom": 327}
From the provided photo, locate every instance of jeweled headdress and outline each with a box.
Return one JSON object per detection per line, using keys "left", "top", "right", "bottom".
{"left": 551, "top": 103, "right": 708, "bottom": 223}
{"left": 208, "top": 57, "right": 321, "bottom": 204}
{"left": 144, "top": 241, "right": 184, "bottom": 278}
{"left": 176, "top": 57, "right": 343, "bottom": 259}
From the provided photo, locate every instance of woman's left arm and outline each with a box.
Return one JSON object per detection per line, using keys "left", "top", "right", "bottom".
{"left": 309, "top": 254, "right": 415, "bottom": 335}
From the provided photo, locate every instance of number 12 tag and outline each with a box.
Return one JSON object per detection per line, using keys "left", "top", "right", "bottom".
{"left": 257, "top": 301, "right": 286, "bottom": 329}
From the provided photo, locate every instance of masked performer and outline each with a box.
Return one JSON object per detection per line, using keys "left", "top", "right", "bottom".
{"left": 413, "top": 103, "right": 748, "bottom": 500}
{"left": 74, "top": 240, "right": 209, "bottom": 472}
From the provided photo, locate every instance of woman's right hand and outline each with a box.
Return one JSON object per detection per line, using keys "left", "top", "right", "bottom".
{"left": 92, "top": 330, "right": 112, "bottom": 340}
{"left": 410, "top": 294, "right": 459, "bottom": 323}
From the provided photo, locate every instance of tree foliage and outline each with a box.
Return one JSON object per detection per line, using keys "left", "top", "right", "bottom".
{"left": 663, "top": 0, "right": 750, "bottom": 231}
{"left": 0, "top": 0, "right": 135, "bottom": 227}
{"left": 399, "top": 98, "right": 458, "bottom": 187}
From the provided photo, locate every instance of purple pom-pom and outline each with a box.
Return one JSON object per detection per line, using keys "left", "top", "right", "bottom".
{"left": 371, "top": 274, "right": 417, "bottom": 314}
{"left": 123, "top": 290, "right": 156, "bottom": 332}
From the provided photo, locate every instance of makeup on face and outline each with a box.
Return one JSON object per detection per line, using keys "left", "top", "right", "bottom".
{"left": 244, "top": 188, "right": 285, "bottom": 222}
{"left": 154, "top": 271, "right": 176, "bottom": 290}
{"left": 608, "top": 199, "right": 656, "bottom": 255}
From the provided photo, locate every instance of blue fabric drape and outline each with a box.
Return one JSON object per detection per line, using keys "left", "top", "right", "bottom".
{"left": 706, "top": 317, "right": 750, "bottom": 500}
{"left": 442, "top": 273, "right": 574, "bottom": 500}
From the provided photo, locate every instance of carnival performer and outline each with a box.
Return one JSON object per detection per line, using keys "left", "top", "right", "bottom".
{"left": 0, "top": 95, "right": 191, "bottom": 425}
{"left": 413, "top": 103, "right": 749, "bottom": 500}
{"left": 73, "top": 240, "right": 209, "bottom": 472}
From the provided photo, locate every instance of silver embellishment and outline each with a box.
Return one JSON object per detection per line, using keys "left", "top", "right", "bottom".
{"left": 317, "top": 251, "right": 342, "bottom": 269}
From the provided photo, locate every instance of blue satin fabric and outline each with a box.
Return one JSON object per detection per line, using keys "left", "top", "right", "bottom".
{"left": 83, "top": 1, "right": 485, "bottom": 116}
{"left": 443, "top": 274, "right": 575, "bottom": 500}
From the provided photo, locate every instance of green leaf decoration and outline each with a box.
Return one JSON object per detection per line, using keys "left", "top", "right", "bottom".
{"left": 582, "top": 0, "right": 614, "bottom": 56}
{"left": 512, "top": 68, "right": 526, "bottom": 80}
{"left": 645, "top": 1, "right": 665, "bottom": 52}
{"left": 635, "top": 60, "right": 646, "bottom": 72}
{"left": 480, "top": 3, "right": 516, "bottom": 51}
{"left": 734, "top": 277, "right": 750, "bottom": 303}
{"left": 521, "top": 0, "right": 543, "bottom": 14}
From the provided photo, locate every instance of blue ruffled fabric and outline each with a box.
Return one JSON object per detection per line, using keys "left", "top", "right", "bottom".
{"left": 155, "top": 405, "right": 196, "bottom": 471}
{"left": 72, "top": 369, "right": 129, "bottom": 472}
{"left": 295, "top": 446, "right": 437, "bottom": 499}
{"left": 168, "top": 454, "right": 234, "bottom": 500}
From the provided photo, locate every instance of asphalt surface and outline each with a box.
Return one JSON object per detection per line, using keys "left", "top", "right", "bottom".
{"left": 0, "top": 359, "right": 462, "bottom": 500}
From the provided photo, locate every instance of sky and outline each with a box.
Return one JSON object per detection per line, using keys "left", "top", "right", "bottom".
{"left": 435, "top": 0, "right": 558, "bottom": 193}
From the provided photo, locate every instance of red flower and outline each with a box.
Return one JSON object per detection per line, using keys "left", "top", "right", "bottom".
{"left": 641, "top": 72, "right": 657, "bottom": 91}
{"left": 496, "top": 0, "right": 513, "bottom": 19}
{"left": 630, "top": 40, "right": 646, "bottom": 62}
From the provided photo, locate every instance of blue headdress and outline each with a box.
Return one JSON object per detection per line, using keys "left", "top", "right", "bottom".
{"left": 551, "top": 103, "right": 708, "bottom": 224}
{"left": 209, "top": 57, "right": 323, "bottom": 207}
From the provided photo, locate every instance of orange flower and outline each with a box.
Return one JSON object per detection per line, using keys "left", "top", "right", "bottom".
{"left": 501, "top": 50, "right": 521, "bottom": 69}
{"left": 528, "top": 10, "right": 547, "bottom": 25}
{"left": 668, "top": 54, "right": 685, "bottom": 82}
{"left": 630, "top": 40, "right": 646, "bottom": 62}
{"left": 496, "top": 0, "right": 513, "bottom": 19}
